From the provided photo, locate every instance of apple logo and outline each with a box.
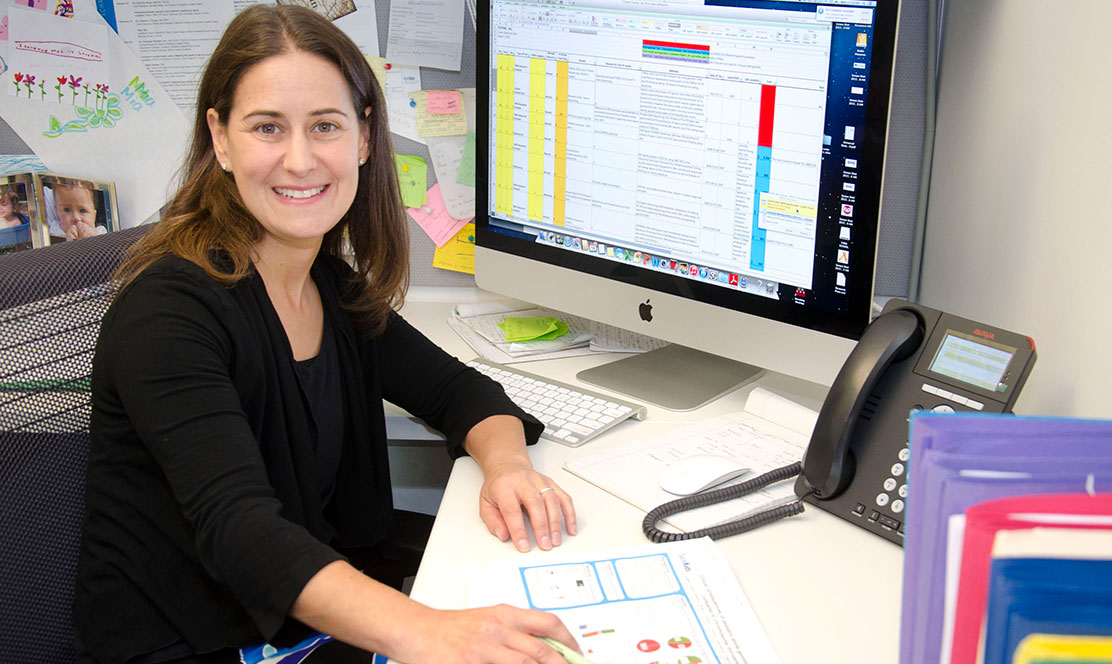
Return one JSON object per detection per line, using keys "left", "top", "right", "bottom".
{"left": 638, "top": 299, "right": 653, "bottom": 322}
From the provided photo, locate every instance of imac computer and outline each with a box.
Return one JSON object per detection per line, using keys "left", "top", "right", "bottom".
{"left": 475, "top": 0, "right": 901, "bottom": 410}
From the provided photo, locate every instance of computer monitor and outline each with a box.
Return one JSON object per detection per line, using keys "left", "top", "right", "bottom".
{"left": 475, "top": 0, "right": 900, "bottom": 410}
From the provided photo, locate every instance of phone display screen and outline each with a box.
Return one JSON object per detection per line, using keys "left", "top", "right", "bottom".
{"left": 929, "top": 330, "right": 1017, "bottom": 392}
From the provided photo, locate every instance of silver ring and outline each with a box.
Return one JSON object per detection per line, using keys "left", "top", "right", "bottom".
{"left": 539, "top": 487, "right": 555, "bottom": 494}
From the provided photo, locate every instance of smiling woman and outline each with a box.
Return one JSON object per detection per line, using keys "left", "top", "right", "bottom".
{"left": 73, "top": 5, "right": 582, "bottom": 664}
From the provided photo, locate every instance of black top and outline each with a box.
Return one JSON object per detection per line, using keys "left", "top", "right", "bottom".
{"left": 74, "top": 254, "right": 542, "bottom": 663}
{"left": 293, "top": 309, "right": 345, "bottom": 516}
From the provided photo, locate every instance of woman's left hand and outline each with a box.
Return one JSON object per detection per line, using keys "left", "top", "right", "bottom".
{"left": 479, "top": 458, "right": 577, "bottom": 552}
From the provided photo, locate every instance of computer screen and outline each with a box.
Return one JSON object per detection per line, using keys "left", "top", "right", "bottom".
{"left": 475, "top": 0, "right": 900, "bottom": 408}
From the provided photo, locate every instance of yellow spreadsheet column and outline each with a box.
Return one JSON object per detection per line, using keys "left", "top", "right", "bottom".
{"left": 495, "top": 54, "right": 514, "bottom": 216}
{"left": 553, "top": 60, "right": 568, "bottom": 227}
{"left": 528, "top": 58, "right": 545, "bottom": 222}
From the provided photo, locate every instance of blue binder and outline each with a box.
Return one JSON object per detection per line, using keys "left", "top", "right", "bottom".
{"left": 983, "top": 557, "right": 1112, "bottom": 664}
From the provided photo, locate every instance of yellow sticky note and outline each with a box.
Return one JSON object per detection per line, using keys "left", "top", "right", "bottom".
{"left": 395, "top": 154, "right": 427, "bottom": 208}
{"left": 410, "top": 90, "right": 467, "bottom": 137}
{"left": 432, "top": 223, "right": 475, "bottom": 274}
{"left": 364, "top": 55, "right": 387, "bottom": 95}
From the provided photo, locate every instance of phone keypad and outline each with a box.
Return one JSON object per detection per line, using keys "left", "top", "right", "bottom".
{"left": 866, "top": 442, "right": 912, "bottom": 535}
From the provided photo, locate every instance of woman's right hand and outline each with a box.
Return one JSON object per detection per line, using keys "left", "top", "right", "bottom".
{"left": 402, "top": 603, "right": 581, "bottom": 664}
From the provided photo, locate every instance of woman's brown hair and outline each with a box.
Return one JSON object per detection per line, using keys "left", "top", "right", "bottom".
{"left": 116, "top": 4, "right": 408, "bottom": 335}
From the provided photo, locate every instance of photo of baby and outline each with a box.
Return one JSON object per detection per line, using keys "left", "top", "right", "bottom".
{"left": 36, "top": 175, "right": 118, "bottom": 245}
{"left": 0, "top": 179, "right": 34, "bottom": 254}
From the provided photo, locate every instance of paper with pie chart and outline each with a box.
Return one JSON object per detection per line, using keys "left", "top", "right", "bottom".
{"left": 467, "top": 538, "right": 780, "bottom": 664}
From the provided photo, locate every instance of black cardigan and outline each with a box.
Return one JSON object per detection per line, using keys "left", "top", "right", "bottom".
{"left": 74, "top": 254, "right": 541, "bottom": 663}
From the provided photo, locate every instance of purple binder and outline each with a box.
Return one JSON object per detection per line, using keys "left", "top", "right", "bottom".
{"left": 899, "top": 412, "right": 1112, "bottom": 664}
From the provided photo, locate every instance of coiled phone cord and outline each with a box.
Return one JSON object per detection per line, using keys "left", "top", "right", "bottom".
{"left": 642, "top": 461, "right": 808, "bottom": 543}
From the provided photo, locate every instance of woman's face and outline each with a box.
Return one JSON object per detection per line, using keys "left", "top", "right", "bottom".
{"left": 0, "top": 197, "right": 14, "bottom": 221}
{"left": 208, "top": 50, "right": 370, "bottom": 250}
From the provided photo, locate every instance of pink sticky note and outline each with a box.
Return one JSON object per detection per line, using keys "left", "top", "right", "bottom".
{"left": 425, "top": 90, "right": 461, "bottom": 115}
{"left": 407, "top": 183, "right": 473, "bottom": 247}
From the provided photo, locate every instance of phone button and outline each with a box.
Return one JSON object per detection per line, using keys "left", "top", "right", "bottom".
{"left": 853, "top": 503, "right": 867, "bottom": 516}
{"left": 890, "top": 462, "right": 905, "bottom": 477}
{"left": 883, "top": 477, "right": 897, "bottom": 492}
{"left": 899, "top": 484, "right": 908, "bottom": 498}
{"left": 877, "top": 514, "right": 900, "bottom": 531}
{"left": 891, "top": 499, "right": 905, "bottom": 514}
{"left": 966, "top": 399, "right": 985, "bottom": 411}
{"left": 932, "top": 404, "right": 955, "bottom": 414}
{"left": 898, "top": 447, "right": 910, "bottom": 462}
{"left": 875, "top": 493, "right": 890, "bottom": 507}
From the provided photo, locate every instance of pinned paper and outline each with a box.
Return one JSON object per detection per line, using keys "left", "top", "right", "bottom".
{"left": 425, "top": 89, "right": 461, "bottom": 114}
{"left": 395, "top": 153, "right": 427, "bottom": 208}
{"left": 410, "top": 90, "right": 467, "bottom": 137}
{"left": 383, "top": 63, "right": 424, "bottom": 144}
{"left": 456, "top": 131, "right": 476, "bottom": 186}
{"left": 385, "top": 0, "right": 464, "bottom": 71}
{"left": 498, "top": 317, "right": 570, "bottom": 342}
{"left": 432, "top": 222, "right": 475, "bottom": 274}
{"left": 8, "top": 6, "right": 111, "bottom": 104}
{"left": 365, "top": 55, "right": 387, "bottom": 96}
{"left": 407, "top": 182, "right": 472, "bottom": 247}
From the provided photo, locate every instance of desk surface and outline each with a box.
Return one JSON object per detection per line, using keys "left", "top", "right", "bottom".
{"left": 395, "top": 289, "right": 904, "bottom": 664}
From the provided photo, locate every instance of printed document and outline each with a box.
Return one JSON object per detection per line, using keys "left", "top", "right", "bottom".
{"left": 468, "top": 538, "right": 781, "bottom": 664}
{"left": 564, "top": 390, "right": 815, "bottom": 533}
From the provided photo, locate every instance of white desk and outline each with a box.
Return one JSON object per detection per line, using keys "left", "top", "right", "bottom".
{"left": 395, "top": 289, "right": 904, "bottom": 664}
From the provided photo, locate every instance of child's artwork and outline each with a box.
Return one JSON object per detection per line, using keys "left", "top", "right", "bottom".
{"left": 7, "top": 5, "right": 109, "bottom": 105}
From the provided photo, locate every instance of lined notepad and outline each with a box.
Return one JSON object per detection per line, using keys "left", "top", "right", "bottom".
{"left": 563, "top": 388, "right": 816, "bottom": 533}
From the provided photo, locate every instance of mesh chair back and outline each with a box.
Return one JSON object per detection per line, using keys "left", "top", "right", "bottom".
{"left": 0, "top": 226, "right": 151, "bottom": 664}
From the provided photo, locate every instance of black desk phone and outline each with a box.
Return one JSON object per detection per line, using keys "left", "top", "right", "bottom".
{"left": 794, "top": 300, "right": 1037, "bottom": 544}
{"left": 641, "top": 300, "right": 1036, "bottom": 545}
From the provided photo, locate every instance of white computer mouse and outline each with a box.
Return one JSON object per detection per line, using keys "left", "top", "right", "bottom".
{"left": 658, "top": 454, "right": 749, "bottom": 496}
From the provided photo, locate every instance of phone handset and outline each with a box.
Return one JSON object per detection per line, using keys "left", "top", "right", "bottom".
{"left": 798, "top": 308, "right": 925, "bottom": 500}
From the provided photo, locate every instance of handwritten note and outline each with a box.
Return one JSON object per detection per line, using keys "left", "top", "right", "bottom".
{"left": 394, "top": 153, "right": 428, "bottom": 208}
{"left": 425, "top": 89, "right": 461, "bottom": 114}
{"left": 410, "top": 90, "right": 467, "bottom": 137}
{"left": 407, "top": 183, "right": 472, "bottom": 247}
{"left": 456, "top": 131, "right": 476, "bottom": 186}
{"left": 432, "top": 222, "right": 475, "bottom": 274}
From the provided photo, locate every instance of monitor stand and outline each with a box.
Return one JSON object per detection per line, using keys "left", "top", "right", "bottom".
{"left": 576, "top": 343, "right": 764, "bottom": 412}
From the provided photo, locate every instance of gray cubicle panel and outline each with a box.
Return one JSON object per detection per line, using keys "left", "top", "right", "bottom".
{"left": 0, "top": 0, "right": 926, "bottom": 297}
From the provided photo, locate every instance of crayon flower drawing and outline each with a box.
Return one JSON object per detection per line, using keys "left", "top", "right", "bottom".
{"left": 44, "top": 92, "right": 123, "bottom": 137}
{"left": 67, "top": 75, "right": 81, "bottom": 103}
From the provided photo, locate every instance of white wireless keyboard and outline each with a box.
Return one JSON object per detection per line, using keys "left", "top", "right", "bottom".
{"left": 467, "top": 359, "right": 648, "bottom": 447}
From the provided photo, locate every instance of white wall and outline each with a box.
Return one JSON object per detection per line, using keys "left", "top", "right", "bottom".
{"left": 919, "top": 0, "right": 1112, "bottom": 418}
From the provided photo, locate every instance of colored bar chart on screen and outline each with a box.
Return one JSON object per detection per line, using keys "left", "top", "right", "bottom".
{"left": 751, "top": 84, "right": 775, "bottom": 272}
{"left": 641, "top": 39, "right": 710, "bottom": 63}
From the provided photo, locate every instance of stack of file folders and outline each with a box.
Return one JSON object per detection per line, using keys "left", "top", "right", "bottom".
{"left": 900, "top": 413, "right": 1112, "bottom": 664}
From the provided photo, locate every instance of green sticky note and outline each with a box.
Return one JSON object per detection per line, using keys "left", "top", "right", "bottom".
{"left": 533, "top": 320, "right": 569, "bottom": 340}
{"left": 395, "top": 153, "right": 428, "bottom": 208}
{"left": 497, "top": 316, "right": 569, "bottom": 342}
{"left": 456, "top": 132, "right": 476, "bottom": 187}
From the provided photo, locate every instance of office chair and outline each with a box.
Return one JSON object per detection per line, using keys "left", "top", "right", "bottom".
{"left": 0, "top": 226, "right": 150, "bottom": 664}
